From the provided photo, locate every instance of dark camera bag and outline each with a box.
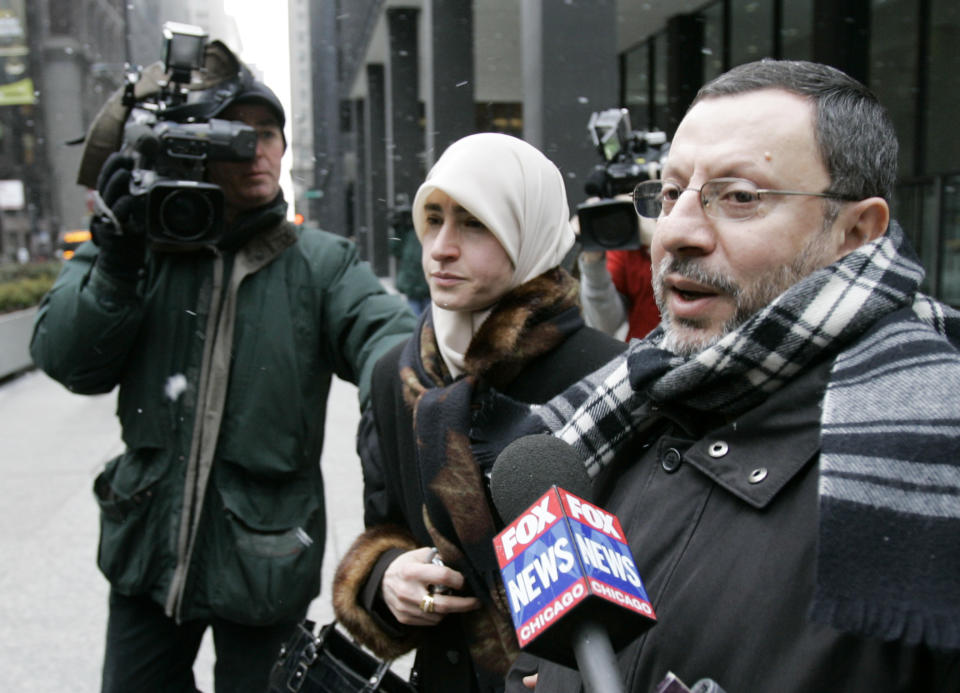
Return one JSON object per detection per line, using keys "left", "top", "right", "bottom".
{"left": 268, "top": 619, "right": 417, "bottom": 693}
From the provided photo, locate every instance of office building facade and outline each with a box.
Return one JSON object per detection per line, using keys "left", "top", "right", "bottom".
{"left": 306, "top": 0, "right": 959, "bottom": 305}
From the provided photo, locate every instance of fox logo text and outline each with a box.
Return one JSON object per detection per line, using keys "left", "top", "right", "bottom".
{"left": 563, "top": 493, "right": 623, "bottom": 541}
{"left": 498, "top": 495, "right": 558, "bottom": 560}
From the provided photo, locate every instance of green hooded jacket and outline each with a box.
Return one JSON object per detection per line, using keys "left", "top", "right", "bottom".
{"left": 31, "top": 199, "right": 415, "bottom": 625}
{"left": 390, "top": 222, "right": 430, "bottom": 301}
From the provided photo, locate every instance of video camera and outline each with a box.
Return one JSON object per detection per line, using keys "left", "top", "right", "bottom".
{"left": 577, "top": 108, "right": 668, "bottom": 251}
{"left": 119, "top": 22, "right": 257, "bottom": 248}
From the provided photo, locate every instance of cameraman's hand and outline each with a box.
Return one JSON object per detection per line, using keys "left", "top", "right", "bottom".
{"left": 381, "top": 547, "right": 480, "bottom": 626}
{"left": 90, "top": 152, "right": 146, "bottom": 282}
{"left": 580, "top": 250, "right": 606, "bottom": 265}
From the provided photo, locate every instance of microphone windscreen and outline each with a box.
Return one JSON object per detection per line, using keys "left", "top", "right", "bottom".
{"left": 490, "top": 434, "right": 591, "bottom": 522}
{"left": 584, "top": 167, "right": 607, "bottom": 197}
{"left": 127, "top": 125, "right": 160, "bottom": 164}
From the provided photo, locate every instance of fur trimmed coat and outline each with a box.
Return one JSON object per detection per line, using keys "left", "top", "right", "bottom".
{"left": 333, "top": 269, "right": 626, "bottom": 693}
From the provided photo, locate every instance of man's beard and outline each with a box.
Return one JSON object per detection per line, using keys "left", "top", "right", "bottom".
{"left": 653, "top": 230, "right": 835, "bottom": 357}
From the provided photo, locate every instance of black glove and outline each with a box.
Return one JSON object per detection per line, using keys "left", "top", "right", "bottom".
{"left": 90, "top": 152, "right": 147, "bottom": 282}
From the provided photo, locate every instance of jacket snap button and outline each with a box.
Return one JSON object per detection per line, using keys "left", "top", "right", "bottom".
{"left": 661, "top": 448, "right": 682, "bottom": 473}
{"left": 748, "top": 467, "right": 768, "bottom": 484}
{"left": 708, "top": 441, "right": 729, "bottom": 458}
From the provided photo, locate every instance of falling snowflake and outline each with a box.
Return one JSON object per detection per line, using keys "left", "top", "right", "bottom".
{"left": 165, "top": 374, "right": 188, "bottom": 401}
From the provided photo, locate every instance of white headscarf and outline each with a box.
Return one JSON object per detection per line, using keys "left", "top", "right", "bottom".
{"left": 412, "top": 132, "right": 575, "bottom": 377}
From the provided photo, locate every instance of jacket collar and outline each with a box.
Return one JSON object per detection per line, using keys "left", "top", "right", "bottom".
{"left": 219, "top": 193, "right": 288, "bottom": 251}
{"left": 659, "top": 356, "right": 831, "bottom": 509}
{"left": 236, "top": 218, "right": 297, "bottom": 274}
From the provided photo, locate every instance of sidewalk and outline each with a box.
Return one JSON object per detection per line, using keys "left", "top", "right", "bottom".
{"left": 0, "top": 369, "right": 372, "bottom": 692}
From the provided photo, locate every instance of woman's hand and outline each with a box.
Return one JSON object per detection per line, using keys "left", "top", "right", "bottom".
{"left": 381, "top": 547, "right": 481, "bottom": 625}
{"left": 522, "top": 673, "right": 538, "bottom": 689}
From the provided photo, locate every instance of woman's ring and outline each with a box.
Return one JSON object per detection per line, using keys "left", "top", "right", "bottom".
{"left": 419, "top": 593, "right": 435, "bottom": 614}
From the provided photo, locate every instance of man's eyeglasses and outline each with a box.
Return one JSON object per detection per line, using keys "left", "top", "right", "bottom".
{"left": 633, "top": 178, "right": 860, "bottom": 221}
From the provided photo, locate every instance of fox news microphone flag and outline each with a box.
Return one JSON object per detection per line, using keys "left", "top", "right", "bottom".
{"left": 493, "top": 484, "right": 657, "bottom": 666}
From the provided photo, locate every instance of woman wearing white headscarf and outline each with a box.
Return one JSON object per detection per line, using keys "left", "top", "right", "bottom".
{"left": 333, "top": 134, "right": 625, "bottom": 692}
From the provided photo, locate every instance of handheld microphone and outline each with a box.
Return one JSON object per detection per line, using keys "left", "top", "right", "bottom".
{"left": 490, "top": 435, "right": 657, "bottom": 693}
{"left": 489, "top": 433, "right": 594, "bottom": 523}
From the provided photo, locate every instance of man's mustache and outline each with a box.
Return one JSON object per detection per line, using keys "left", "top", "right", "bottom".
{"left": 655, "top": 256, "right": 741, "bottom": 297}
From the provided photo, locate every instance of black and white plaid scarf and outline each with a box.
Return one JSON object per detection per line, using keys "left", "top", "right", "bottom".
{"left": 509, "top": 221, "right": 960, "bottom": 650}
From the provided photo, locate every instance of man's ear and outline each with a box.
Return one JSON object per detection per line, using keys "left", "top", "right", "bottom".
{"left": 836, "top": 197, "right": 890, "bottom": 256}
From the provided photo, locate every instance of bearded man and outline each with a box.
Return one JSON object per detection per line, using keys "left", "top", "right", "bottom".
{"left": 509, "top": 59, "right": 960, "bottom": 693}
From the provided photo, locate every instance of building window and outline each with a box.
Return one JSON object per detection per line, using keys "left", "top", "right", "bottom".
{"left": 925, "top": 0, "right": 960, "bottom": 175}
{"left": 780, "top": 0, "right": 814, "bottom": 59}
{"left": 701, "top": 1, "right": 726, "bottom": 81}
{"left": 730, "top": 0, "right": 774, "bottom": 66}
{"left": 623, "top": 43, "right": 651, "bottom": 131}
{"left": 893, "top": 179, "right": 940, "bottom": 295}
{"left": 622, "top": 31, "right": 669, "bottom": 132}
{"left": 652, "top": 33, "right": 669, "bottom": 131}
{"left": 871, "top": 0, "right": 921, "bottom": 177}
{"left": 942, "top": 176, "right": 960, "bottom": 305}
{"left": 875, "top": 0, "right": 960, "bottom": 305}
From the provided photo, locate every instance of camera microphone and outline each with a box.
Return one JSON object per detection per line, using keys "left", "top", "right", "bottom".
{"left": 126, "top": 124, "right": 161, "bottom": 167}
{"left": 584, "top": 167, "right": 608, "bottom": 198}
{"left": 489, "top": 434, "right": 593, "bottom": 524}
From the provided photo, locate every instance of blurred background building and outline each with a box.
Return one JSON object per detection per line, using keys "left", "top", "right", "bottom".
{"left": 8, "top": 0, "right": 960, "bottom": 307}
{"left": 306, "top": 0, "right": 960, "bottom": 305}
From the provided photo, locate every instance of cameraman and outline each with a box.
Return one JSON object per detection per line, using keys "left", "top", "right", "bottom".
{"left": 30, "top": 55, "right": 416, "bottom": 692}
{"left": 576, "top": 195, "right": 660, "bottom": 341}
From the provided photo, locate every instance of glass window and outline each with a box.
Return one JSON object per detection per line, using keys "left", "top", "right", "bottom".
{"left": 653, "top": 33, "right": 669, "bottom": 131}
{"left": 925, "top": 0, "right": 960, "bottom": 174}
{"left": 730, "top": 0, "right": 774, "bottom": 65}
{"left": 942, "top": 175, "right": 960, "bottom": 306}
{"left": 623, "top": 43, "right": 651, "bottom": 131}
{"left": 893, "top": 180, "right": 940, "bottom": 295}
{"left": 701, "top": 1, "right": 725, "bottom": 81}
{"left": 870, "top": 0, "right": 920, "bottom": 176}
{"left": 781, "top": 0, "right": 814, "bottom": 60}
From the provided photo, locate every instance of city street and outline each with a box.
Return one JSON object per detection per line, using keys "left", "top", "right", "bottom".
{"left": 0, "top": 368, "right": 373, "bottom": 691}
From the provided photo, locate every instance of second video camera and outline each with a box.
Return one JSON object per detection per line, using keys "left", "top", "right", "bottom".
{"left": 577, "top": 109, "right": 668, "bottom": 251}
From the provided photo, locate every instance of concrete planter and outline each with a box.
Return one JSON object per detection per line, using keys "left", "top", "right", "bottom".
{"left": 0, "top": 307, "right": 37, "bottom": 379}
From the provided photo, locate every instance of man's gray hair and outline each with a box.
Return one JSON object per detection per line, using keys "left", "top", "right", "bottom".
{"left": 693, "top": 59, "right": 898, "bottom": 202}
